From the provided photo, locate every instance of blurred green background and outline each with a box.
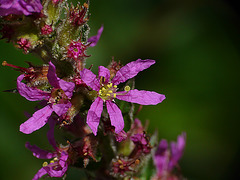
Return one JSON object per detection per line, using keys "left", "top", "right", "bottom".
{"left": 1, "top": 0, "right": 240, "bottom": 179}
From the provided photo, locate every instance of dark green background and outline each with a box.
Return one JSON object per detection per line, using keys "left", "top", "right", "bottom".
{"left": 1, "top": 0, "right": 240, "bottom": 179}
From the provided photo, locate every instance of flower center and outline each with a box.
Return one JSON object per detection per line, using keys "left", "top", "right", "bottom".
{"left": 98, "top": 82, "right": 130, "bottom": 101}
{"left": 99, "top": 83, "right": 117, "bottom": 101}
{"left": 49, "top": 88, "right": 68, "bottom": 104}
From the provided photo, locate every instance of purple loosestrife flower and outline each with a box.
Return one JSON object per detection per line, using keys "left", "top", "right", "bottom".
{"left": 80, "top": 59, "right": 166, "bottom": 135}
{"left": 0, "top": 0, "right": 42, "bottom": 16}
{"left": 17, "top": 61, "right": 75, "bottom": 134}
{"left": 153, "top": 132, "right": 186, "bottom": 179}
{"left": 26, "top": 118, "right": 69, "bottom": 180}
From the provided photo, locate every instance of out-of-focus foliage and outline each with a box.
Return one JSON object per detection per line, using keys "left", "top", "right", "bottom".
{"left": 0, "top": 0, "right": 240, "bottom": 179}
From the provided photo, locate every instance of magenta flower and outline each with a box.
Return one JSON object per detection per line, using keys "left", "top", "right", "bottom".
{"left": 153, "top": 132, "right": 186, "bottom": 178}
{"left": 26, "top": 118, "right": 69, "bottom": 180}
{"left": 17, "top": 61, "right": 75, "bottom": 134}
{"left": 0, "top": 0, "right": 42, "bottom": 16}
{"left": 80, "top": 59, "right": 166, "bottom": 135}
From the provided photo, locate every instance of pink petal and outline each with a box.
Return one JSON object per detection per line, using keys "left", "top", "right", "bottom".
{"left": 47, "top": 61, "right": 60, "bottom": 88}
{"left": 80, "top": 68, "right": 100, "bottom": 91}
{"left": 112, "top": 59, "right": 155, "bottom": 85}
{"left": 88, "top": 25, "right": 104, "bottom": 47}
{"left": 52, "top": 102, "right": 71, "bottom": 117}
{"left": 17, "top": 74, "right": 50, "bottom": 101}
{"left": 59, "top": 79, "right": 75, "bottom": 98}
{"left": 25, "top": 142, "right": 56, "bottom": 159}
{"left": 20, "top": 105, "right": 53, "bottom": 134}
{"left": 32, "top": 167, "right": 47, "bottom": 180}
{"left": 98, "top": 66, "right": 110, "bottom": 83}
{"left": 106, "top": 101, "right": 124, "bottom": 134}
{"left": 116, "top": 89, "right": 166, "bottom": 105}
{"left": 87, "top": 97, "right": 103, "bottom": 135}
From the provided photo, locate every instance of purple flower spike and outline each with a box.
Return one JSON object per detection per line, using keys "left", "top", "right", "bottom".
{"left": 154, "top": 132, "right": 186, "bottom": 178}
{"left": 0, "top": 0, "right": 43, "bottom": 16}
{"left": 17, "top": 61, "right": 75, "bottom": 134}
{"left": 80, "top": 59, "right": 165, "bottom": 135}
{"left": 88, "top": 25, "right": 104, "bottom": 47}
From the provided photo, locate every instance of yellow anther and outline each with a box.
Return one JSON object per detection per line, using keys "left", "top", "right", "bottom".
{"left": 108, "top": 90, "right": 113, "bottom": 93}
{"left": 113, "top": 93, "right": 116, "bottom": 98}
{"left": 102, "top": 87, "right": 106, "bottom": 91}
{"left": 50, "top": 160, "right": 55, "bottom": 164}
{"left": 42, "top": 162, "right": 48, "bottom": 167}
{"left": 107, "top": 83, "right": 113, "bottom": 88}
{"left": 53, "top": 157, "right": 58, "bottom": 161}
{"left": 113, "top": 85, "right": 117, "bottom": 88}
{"left": 2, "top": 61, "right": 7, "bottom": 66}
{"left": 83, "top": 2, "right": 89, "bottom": 8}
{"left": 107, "top": 94, "right": 111, "bottom": 96}
{"left": 124, "top": 86, "right": 131, "bottom": 91}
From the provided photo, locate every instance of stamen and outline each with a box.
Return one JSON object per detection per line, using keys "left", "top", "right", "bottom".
{"left": 50, "top": 160, "right": 55, "bottom": 164}
{"left": 108, "top": 90, "right": 113, "bottom": 93}
{"left": 2, "top": 61, "right": 29, "bottom": 72}
{"left": 113, "top": 85, "right": 117, "bottom": 88}
{"left": 107, "top": 83, "right": 112, "bottom": 88}
{"left": 113, "top": 93, "right": 116, "bottom": 98}
{"left": 42, "top": 162, "right": 48, "bottom": 167}
{"left": 107, "top": 94, "right": 110, "bottom": 96}
{"left": 124, "top": 86, "right": 130, "bottom": 92}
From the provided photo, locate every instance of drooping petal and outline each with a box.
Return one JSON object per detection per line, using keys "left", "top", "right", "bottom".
{"left": 25, "top": 142, "right": 56, "bottom": 159}
{"left": 106, "top": 101, "right": 124, "bottom": 134}
{"left": 80, "top": 68, "right": 100, "bottom": 91}
{"left": 87, "top": 97, "right": 103, "bottom": 135}
{"left": 47, "top": 117, "right": 57, "bottom": 150}
{"left": 98, "top": 66, "right": 110, "bottom": 83}
{"left": 88, "top": 25, "right": 104, "bottom": 47}
{"left": 17, "top": 74, "right": 50, "bottom": 101}
{"left": 52, "top": 102, "right": 71, "bottom": 117}
{"left": 32, "top": 167, "right": 47, "bottom": 180}
{"left": 112, "top": 59, "right": 156, "bottom": 85}
{"left": 116, "top": 89, "right": 166, "bottom": 105}
{"left": 59, "top": 79, "right": 75, "bottom": 98}
{"left": 168, "top": 132, "right": 186, "bottom": 170}
{"left": 20, "top": 105, "right": 53, "bottom": 134}
{"left": 47, "top": 61, "right": 60, "bottom": 88}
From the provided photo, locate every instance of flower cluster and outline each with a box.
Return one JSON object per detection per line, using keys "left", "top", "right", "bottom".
{"left": 1, "top": 0, "right": 186, "bottom": 179}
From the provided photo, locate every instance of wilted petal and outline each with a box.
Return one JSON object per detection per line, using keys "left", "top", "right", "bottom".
{"left": 98, "top": 66, "right": 110, "bottom": 83}
{"left": 88, "top": 25, "right": 104, "bottom": 47}
{"left": 32, "top": 167, "right": 47, "bottom": 180}
{"left": 25, "top": 142, "right": 55, "bottom": 159}
{"left": 112, "top": 59, "right": 155, "bottom": 85}
{"left": 52, "top": 102, "right": 71, "bottom": 117}
{"left": 80, "top": 68, "right": 100, "bottom": 91}
{"left": 59, "top": 79, "right": 75, "bottom": 98}
{"left": 87, "top": 97, "right": 103, "bottom": 135}
{"left": 116, "top": 89, "right": 165, "bottom": 105}
{"left": 47, "top": 61, "right": 60, "bottom": 88}
{"left": 17, "top": 74, "right": 50, "bottom": 101}
{"left": 169, "top": 132, "right": 186, "bottom": 170}
{"left": 106, "top": 101, "right": 124, "bottom": 134}
{"left": 20, "top": 105, "right": 53, "bottom": 134}
{"left": 47, "top": 117, "right": 57, "bottom": 150}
